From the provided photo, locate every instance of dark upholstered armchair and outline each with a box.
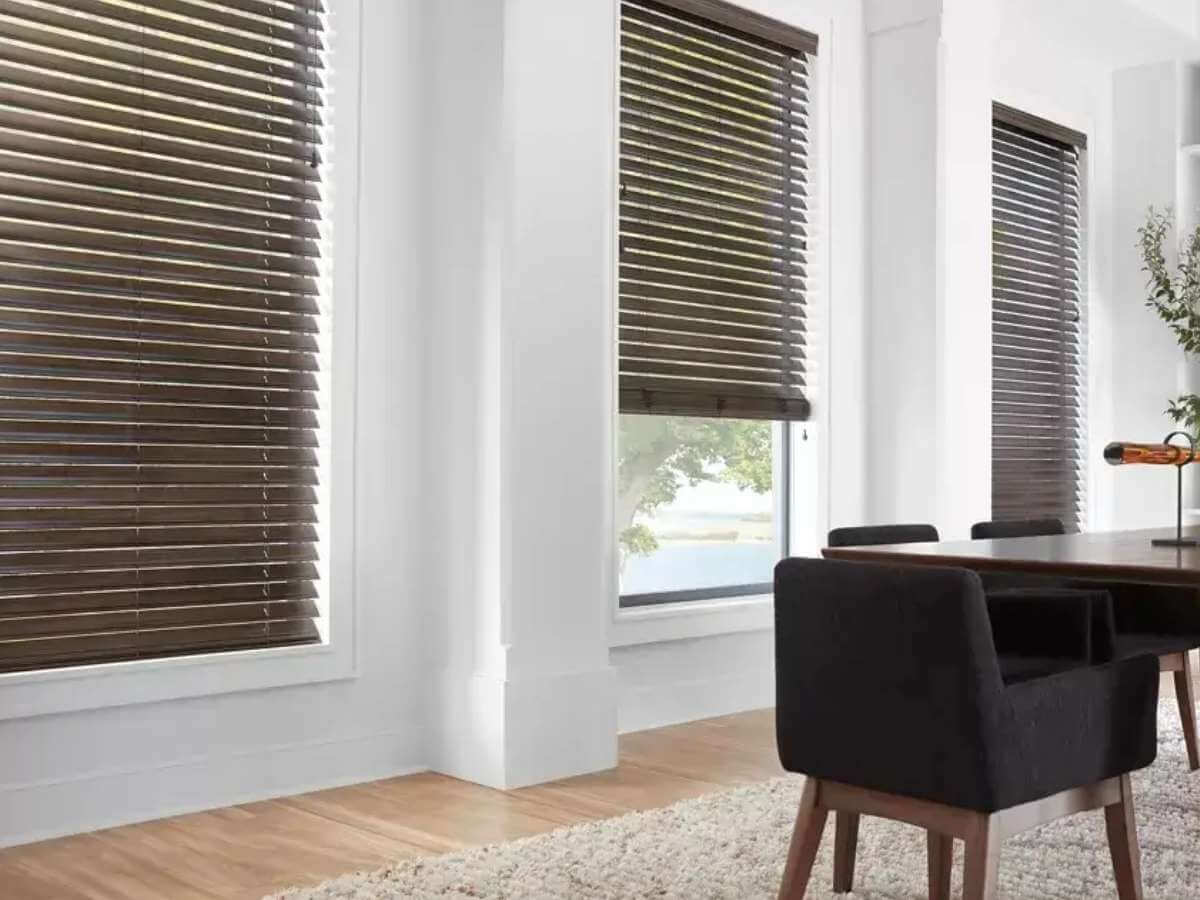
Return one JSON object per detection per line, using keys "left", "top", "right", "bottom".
{"left": 774, "top": 558, "right": 1159, "bottom": 900}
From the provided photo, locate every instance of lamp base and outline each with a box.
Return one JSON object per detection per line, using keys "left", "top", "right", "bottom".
{"left": 1152, "top": 538, "right": 1199, "bottom": 547}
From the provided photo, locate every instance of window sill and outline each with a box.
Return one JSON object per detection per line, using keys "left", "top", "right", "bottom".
{"left": 610, "top": 593, "right": 774, "bottom": 648}
{"left": 0, "top": 640, "right": 357, "bottom": 721}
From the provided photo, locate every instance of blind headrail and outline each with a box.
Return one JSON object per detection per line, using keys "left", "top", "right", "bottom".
{"left": 994, "top": 102, "right": 1087, "bottom": 150}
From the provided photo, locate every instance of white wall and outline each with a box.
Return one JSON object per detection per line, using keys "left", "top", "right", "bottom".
{"left": 859, "top": 0, "right": 1165, "bottom": 536}
{"left": 986, "top": 2, "right": 1200, "bottom": 532}
{"left": 1110, "top": 63, "right": 1193, "bottom": 528}
{"left": 991, "top": 3, "right": 1200, "bottom": 532}
{"left": 0, "top": 0, "right": 433, "bottom": 848}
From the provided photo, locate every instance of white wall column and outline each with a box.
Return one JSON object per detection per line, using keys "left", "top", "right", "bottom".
{"left": 936, "top": 0, "right": 995, "bottom": 537}
{"left": 426, "top": 0, "right": 617, "bottom": 789}
{"left": 865, "top": 0, "right": 942, "bottom": 527}
{"left": 496, "top": 0, "right": 618, "bottom": 787}
{"left": 864, "top": 0, "right": 993, "bottom": 536}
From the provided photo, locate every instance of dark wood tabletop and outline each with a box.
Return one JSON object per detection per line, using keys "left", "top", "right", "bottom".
{"left": 821, "top": 526, "right": 1200, "bottom": 585}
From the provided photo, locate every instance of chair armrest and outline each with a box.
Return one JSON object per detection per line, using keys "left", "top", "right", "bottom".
{"left": 985, "top": 588, "right": 1115, "bottom": 663}
{"left": 986, "top": 654, "right": 1160, "bottom": 810}
{"left": 1064, "top": 579, "right": 1200, "bottom": 636}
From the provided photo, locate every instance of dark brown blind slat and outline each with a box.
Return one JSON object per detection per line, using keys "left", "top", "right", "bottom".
{"left": 618, "top": 0, "right": 815, "bottom": 421}
{"left": 991, "top": 106, "right": 1084, "bottom": 532}
{"left": 0, "top": 0, "right": 327, "bottom": 674}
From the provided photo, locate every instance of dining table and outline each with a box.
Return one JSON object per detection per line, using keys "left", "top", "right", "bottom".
{"left": 821, "top": 525, "right": 1200, "bottom": 586}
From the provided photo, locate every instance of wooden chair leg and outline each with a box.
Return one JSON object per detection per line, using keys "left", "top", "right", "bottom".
{"left": 832, "top": 811, "right": 859, "bottom": 893}
{"left": 778, "top": 777, "right": 828, "bottom": 900}
{"left": 1104, "top": 773, "right": 1144, "bottom": 900}
{"left": 963, "top": 813, "right": 1000, "bottom": 900}
{"left": 1172, "top": 651, "right": 1200, "bottom": 771}
{"left": 927, "top": 831, "right": 953, "bottom": 900}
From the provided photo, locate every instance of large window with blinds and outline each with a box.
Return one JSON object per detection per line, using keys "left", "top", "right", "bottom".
{"left": 991, "top": 103, "right": 1085, "bottom": 531}
{"left": 616, "top": 0, "right": 815, "bottom": 605}
{"left": 0, "top": 1, "right": 328, "bottom": 673}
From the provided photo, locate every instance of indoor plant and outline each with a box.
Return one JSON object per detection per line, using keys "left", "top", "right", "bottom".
{"left": 1139, "top": 207, "right": 1200, "bottom": 437}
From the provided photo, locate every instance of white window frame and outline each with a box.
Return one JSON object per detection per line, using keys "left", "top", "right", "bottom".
{"left": 610, "top": 5, "right": 833, "bottom": 648}
{"left": 0, "top": 0, "right": 364, "bottom": 721}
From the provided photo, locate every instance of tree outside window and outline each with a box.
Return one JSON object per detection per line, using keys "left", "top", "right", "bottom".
{"left": 617, "top": 415, "right": 780, "bottom": 601}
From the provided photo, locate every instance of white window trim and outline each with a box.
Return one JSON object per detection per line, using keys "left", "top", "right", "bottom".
{"left": 0, "top": 0, "right": 364, "bottom": 722}
{"left": 610, "top": 593, "right": 774, "bottom": 647}
{"left": 608, "top": 8, "right": 834, "bottom": 649}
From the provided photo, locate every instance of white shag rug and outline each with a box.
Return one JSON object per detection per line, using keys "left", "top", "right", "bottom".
{"left": 269, "top": 704, "right": 1200, "bottom": 899}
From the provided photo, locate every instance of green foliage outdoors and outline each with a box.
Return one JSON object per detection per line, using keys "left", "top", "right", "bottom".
{"left": 1139, "top": 207, "right": 1200, "bottom": 437}
{"left": 617, "top": 416, "right": 772, "bottom": 562}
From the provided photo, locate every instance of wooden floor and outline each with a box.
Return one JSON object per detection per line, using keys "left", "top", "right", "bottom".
{"left": 0, "top": 709, "right": 782, "bottom": 900}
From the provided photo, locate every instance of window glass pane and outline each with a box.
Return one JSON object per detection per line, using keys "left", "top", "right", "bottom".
{"left": 618, "top": 415, "right": 781, "bottom": 600}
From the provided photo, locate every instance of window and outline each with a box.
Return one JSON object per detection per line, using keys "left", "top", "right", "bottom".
{"left": 618, "top": 415, "right": 786, "bottom": 605}
{"left": 0, "top": 1, "right": 328, "bottom": 673}
{"left": 616, "top": 0, "right": 816, "bottom": 606}
{"left": 991, "top": 103, "right": 1086, "bottom": 531}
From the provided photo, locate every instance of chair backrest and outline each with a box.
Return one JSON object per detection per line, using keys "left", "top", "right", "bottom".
{"left": 970, "top": 518, "right": 1064, "bottom": 540}
{"left": 826, "top": 523, "right": 939, "bottom": 548}
{"left": 774, "top": 557, "right": 1004, "bottom": 808}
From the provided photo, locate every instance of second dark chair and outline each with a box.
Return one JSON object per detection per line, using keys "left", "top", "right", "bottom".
{"left": 971, "top": 517, "right": 1065, "bottom": 540}
{"left": 827, "top": 523, "right": 939, "bottom": 548}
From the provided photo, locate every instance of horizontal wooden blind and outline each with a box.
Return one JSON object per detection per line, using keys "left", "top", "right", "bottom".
{"left": 0, "top": 0, "right": 327, "bottom": 673}
{"left": 992, "top": 104, "right": 1085, "bottom": 531}
{"left": 618, "top": 0, "right": 815, "bottom": 421}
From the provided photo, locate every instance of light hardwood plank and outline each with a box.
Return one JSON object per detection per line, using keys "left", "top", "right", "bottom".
{"left": 0, "top": 708, "right": 783, "bottom": 900}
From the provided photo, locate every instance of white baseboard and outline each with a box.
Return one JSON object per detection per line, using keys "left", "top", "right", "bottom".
{"left": 430, "top": 665, "right": 618, "bottom": 789}
{"left": 613, "top": 629, "right": 775, "bottom": 734}
{"left": 429, "top": 670, "right": 509, "bottom": 788}
{"left": 0, "top": 654, "right": 766, "bottom": 847}
{"left": 504, "top": 665, "right": 618, "bottom": 788}
{"left": 0, "top": 729, "right": 425, "bottom": 850}
{"left": 617, "top": 664, "right": 774, "bottom": 734}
